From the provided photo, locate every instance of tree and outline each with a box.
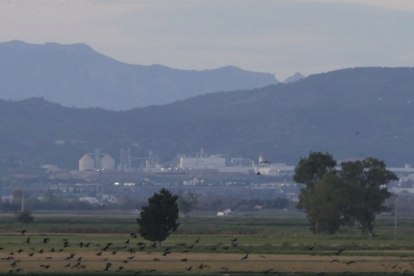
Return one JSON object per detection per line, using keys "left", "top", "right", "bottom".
{"left": 136, "top": 188, "right": 180, "bottom": 247}
{"left": 14, "top": 209, "right": 34, "bottom": 223}
{"left": 340, "top": 158, "right": 398, "bottom": 235}
{"left": 295, "top": 152, "right": 398, "bottom": 235}
{"left": 293, "top": 152, "right": 337, "bottom": 233}
{"left": 307, "top": 175, "right": 352, "bottom": 234}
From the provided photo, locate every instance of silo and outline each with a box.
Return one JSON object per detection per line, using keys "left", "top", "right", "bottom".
{"left": 100, "top": 155, "right": 115, "bottom": 170}
{"left": 79, "top": 154, "right": 95, "bottom": 171}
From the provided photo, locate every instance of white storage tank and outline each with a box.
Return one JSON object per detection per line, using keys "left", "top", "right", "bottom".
{"left": 79, "top": 154, "right": 95, "bottom": 171}
{"left": 100, "top": 155, "right": 115, "bottom": 170}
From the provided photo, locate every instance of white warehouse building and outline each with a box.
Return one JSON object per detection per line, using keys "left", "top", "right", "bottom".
{"left": 179, "top": 157, "right": 226, "bottom": 169}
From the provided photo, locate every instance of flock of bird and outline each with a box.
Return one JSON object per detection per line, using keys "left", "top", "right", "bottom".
{"left": 0, "top": 230, "right": 265, "bottom": 274}
{"left": 306, "top": 245, "right": 414, "bottom": 275}
{"left": 2, "top": 229, "right": 414, "bottom": 274}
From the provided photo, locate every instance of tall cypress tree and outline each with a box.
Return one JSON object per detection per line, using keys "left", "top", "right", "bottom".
{"left": 137, "top": 188, "right": 180, "bottom": 247}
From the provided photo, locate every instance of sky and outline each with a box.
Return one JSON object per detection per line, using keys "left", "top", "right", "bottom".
{"left": 0, "top": 0, "right": 413, "bottom": 80}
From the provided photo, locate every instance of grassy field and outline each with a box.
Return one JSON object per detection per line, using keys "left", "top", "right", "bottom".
{"left": 1, "top": 213, "right": 414, "bottom": 275}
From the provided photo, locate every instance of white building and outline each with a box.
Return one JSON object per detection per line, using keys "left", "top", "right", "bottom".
{"left": 79, "top": 154, "right": 95, "bottom": 171}
{"left": 100, "top": 155, "right": 115, "bottom": 170}
{"left": 179, "top": 156, "right": 225, "bottom": 169}
{"left": 79, "top": 197, "right": 99, "bottom": 204}
{"left": 217, "top": 209, "right": 233, "bottom": 216}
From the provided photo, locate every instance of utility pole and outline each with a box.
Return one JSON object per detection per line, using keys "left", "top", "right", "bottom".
{"left": 394, "top": 200, "right": 398, "bottom": 230}
{"left": 21, "top": 189, "right": 25, "bottom": 212}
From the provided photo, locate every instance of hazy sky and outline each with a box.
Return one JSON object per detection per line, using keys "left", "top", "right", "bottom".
{"left": 0, "top": 0, "right": 413, "bottom": 80}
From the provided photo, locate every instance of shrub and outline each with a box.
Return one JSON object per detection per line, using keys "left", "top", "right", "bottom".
{"left": 14, "top": 210, "right": 34, "bottom": 223}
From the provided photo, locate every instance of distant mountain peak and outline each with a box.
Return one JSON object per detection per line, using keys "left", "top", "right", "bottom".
{"left": 285, "top": 72, "right": 305, "bottom": 83}
{"left": 0, "top": 40, "right": 279, "bottom": 110}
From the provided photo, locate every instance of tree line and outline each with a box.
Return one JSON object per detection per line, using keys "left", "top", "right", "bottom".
{"left": 294, "top": 152, "right": 398, "bottom": 235}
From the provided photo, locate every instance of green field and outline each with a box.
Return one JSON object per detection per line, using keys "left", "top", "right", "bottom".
{"left": 0, "top": 213, "right": 414, "bottom": 275}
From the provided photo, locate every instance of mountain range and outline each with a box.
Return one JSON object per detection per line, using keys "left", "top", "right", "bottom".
{"left": 1, "top": 67, "right": 414, "bottom": 170}
{"left": 0, "top": 40, "right": 279, "bottom": 110}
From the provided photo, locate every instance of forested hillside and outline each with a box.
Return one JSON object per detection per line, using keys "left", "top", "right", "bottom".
{"left": 1, "top": 67, "right": 414, "bottom": 169}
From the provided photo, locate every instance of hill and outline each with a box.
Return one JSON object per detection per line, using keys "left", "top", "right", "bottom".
{"left": 1, "top": 67, "right": 414, "bottom": 170}
{"left": 0, "top": 40, "right": 278, "bottom": 110}
{"left": 285, "top": 72, "right": 305, "bottom": 83}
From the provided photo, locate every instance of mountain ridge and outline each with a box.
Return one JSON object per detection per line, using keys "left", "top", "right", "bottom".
{"left": 0, "top": 40, "right": 279, "bottom": 110}
{"left": 0, "top": 67, "right": 413, "bottom": 169}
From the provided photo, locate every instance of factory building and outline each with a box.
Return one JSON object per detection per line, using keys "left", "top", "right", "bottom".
{"left": 79, "top": 154, "right": 95, "bottom": 171}
{"left": 100, "top": 155, "right": 115, "bottom": 170}
{"left": 179, "top": 156, "right": 226, "bottom": 169}
{"left": 79, "top": 153, "right": 116, "bottom": 171}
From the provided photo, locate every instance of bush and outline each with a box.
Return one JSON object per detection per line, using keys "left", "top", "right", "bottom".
{"left": 14, "top": 210, "right": 34, "bottom": 223}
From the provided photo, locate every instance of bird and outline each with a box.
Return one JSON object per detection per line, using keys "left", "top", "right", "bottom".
{"left": 260, "top": 161, "right": 271, "bottom": 164}
{"left": 241, "top": 254, "right": 249, "bottom": 260}
{"left": 232, "top": 238, "right": 238, "bottom": 242}
{"left": 125, "top": 239, "right": 130, "bottom": 244}
{"left": 260, "top": 255, "right": 266, "bottom": 258}
{"left": 118, "top": 266, "right": 124, "bottom": 271}
{"left": 43, "top": 238, "right": 49, "bottom": 244}
{"left": 182, "top": 250, "right": 190, "bottom": 253}
{"left": 307, "top": 246, "right": 314, "bottom": 251}
{"left": 103, "top": 243, "right": 112, "bottom": 251}
{"left": 25, "top": 238, "right": 30, "bottom": 244}
{"left": 263, "top": 269, "right": 273, "bottom": 274}
{"left": 181, "top": 258, "right": 187, "bottom": 261}
{"left": 163, "top": 251, "right": 171, "bottom": 256}
{"left": 334, "top": 248, "right": 345, "bottom": 255}
{"left": 256, "top": 172, "right": 262, "bottom": 175}
{"left": 346, "top": 261, "right": 356, "bottom": 265}
{"left": 21, "top": 230, "right": 26, "bottom": 235}
{"left": 194, "top": 238, "right": 200, "bottom": 243}
{"left": 153, "top": 258, "right": 160, "bottom": 262}
{"left": 331, "top": 259, "right": 339, "bottom": 263}
{"left": 64, "top": 263, "right": 70, "bottom": 268}
{"left": 127, "top": 256, "right": 135, "bottom": 260}
{"left": 221, "top": 267, "right": 229, "bottom": 271}
{"left": 96, "top": 252, "right": 103, "bottom": 256}
{"left": 185, "top": 265, "right": 192, "bottom": 271}
{"left": 104, "top": 263, "right": 112, "bottom": 271}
